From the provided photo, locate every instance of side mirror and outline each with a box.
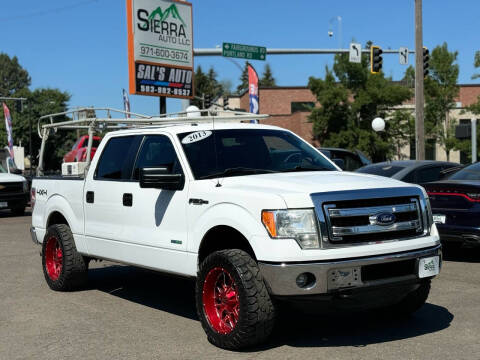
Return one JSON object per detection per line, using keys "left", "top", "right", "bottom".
{"left": 140, "top": 167, "right": 184, "bottom": 190}
{"left": 332, "top": 158, "right": 345, "bottom": 170}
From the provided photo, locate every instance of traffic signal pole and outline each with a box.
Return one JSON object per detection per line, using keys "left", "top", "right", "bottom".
{"left": 415, "top": 0, "right": 425, "bottom": 160}
{"left": 194, "top": 48, "right": 413, "bottom": 56}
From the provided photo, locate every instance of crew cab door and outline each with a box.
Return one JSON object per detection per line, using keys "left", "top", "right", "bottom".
{"left": 122, "top": 134, "right": 188, "bottom": 251}
{"left": 84, "top": 133, "right": 189, "bottom": 257}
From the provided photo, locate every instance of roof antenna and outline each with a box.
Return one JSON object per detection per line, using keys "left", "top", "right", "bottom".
{"left": 211, "top": 108, "right": 222, "bottom": 187}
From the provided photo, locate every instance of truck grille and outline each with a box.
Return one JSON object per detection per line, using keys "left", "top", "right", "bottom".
{"left": 311, "top": 188, "right": 429, "bottom": 248}
{"left": 324, "top": 197, "right": 423, "bottom": 244}
{"left": 0, "top": 182, "right": 23, "bottom": 194}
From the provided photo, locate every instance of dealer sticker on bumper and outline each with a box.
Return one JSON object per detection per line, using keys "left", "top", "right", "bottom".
{"left": 419, "top": 256, "right": 440, "bottom": 278}
{"left": 433, "top": 214, "right": 446, "bottom": 224}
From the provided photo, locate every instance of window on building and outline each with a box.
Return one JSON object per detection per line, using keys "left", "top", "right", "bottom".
{"left": 291, "top": 102, "right": 314, "bottom": 113}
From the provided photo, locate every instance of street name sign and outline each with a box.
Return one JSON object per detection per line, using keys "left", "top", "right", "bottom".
{"left": 399, "top": 47, "right": 408, "bottom": 65}
{"left": 127, "top": 0, "right": 194, "bottom": 99}
{"left": 349, "top": 43, "right": 361, "bottom": 63}
{"left": 222, "top": 42, "right": 266, "bottom": 61}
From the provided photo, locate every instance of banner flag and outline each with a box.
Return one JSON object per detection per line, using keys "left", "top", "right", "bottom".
{"left": 2, "top": 103, "right": 14, "bottom": 159}
{"left": 248, "top": 63, "right": 259, "bottom": 123}
{"left": 122, "top": 89, "right": 131, "bottom": 118}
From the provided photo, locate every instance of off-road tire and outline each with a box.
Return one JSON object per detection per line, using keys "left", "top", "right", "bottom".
{"left": 196, "top": 249, "right": 275, "bottom": 350}
{"left": 392, "top": 280, "right": 431, "bottom": 316}
{"left": 42, "top": 224, "right": 88, "bottom": 291}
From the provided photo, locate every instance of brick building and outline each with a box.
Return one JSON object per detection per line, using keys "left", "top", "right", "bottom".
{"left": 222, "top": 84, "right": 480, "bottom": 162}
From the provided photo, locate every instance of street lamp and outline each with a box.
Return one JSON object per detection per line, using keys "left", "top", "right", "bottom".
{"left": 372, "top": 117, "right": 385, "bottom": 132}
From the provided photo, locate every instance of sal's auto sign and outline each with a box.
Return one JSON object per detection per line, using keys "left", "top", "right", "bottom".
{"left": 127, "top": 0, "right": 193, "bottom": 99}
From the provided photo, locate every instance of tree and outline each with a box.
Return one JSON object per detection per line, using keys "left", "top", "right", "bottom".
{"left": 308, "top": 44, "right": 412, "bottom": 161}
{"left": 0, "top": 53, "right": 30, "bottom": 96}
{"left": 472, "top": 51, "right": 480, "bottom": 80}
{"left": 236, "top": 62, "right": 249, "bottom": 94}
{"left": 191, "top": 65, "right": 224, "bottom": 108}
{"left": 259, "top": 63, "right": 276, "bottom": 87}
{"left": 424, "top": 42, "right": 460, "bottom": 161}
{"left": 0, "top": 53, "right": 73, "bottom": 171}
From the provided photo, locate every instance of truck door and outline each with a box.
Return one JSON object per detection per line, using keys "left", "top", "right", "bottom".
{"left": 84, "top": 135, "right": 142, "bottom": 244}
{"left": 122, "top": 134, "right": 189, "bottom": 251}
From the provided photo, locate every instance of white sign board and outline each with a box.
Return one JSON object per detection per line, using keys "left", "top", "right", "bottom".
{"left": 349, "top": 43, "right": 361, "bottom": 63}
{"left": 127, "top": 0, "right": 193, "bottom": 99}
{"left": 399, "top": 47, "right": 408, "bottom": 65}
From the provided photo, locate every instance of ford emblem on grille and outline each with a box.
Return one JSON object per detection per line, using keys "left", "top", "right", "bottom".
{"left": 375, "top": 212, "right": 396, "bottom": 226}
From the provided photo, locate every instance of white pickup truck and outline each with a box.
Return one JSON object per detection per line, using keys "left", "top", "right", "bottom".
{"left": 31, "top": 110, "right": 441, "bottom": 350}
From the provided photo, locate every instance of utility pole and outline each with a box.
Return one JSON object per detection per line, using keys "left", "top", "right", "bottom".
{"left": 415, "top": 0, "right": 425, "bottom": 160}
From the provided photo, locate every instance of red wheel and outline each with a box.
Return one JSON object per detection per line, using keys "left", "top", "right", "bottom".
{"left": 42, "top": 224, "right": 88, "bottom": 291}
{"left": 44, "top": 236, "right": 63, "bottom": 281}
{"left": 202, "top": 267, "right": 240, "bottom": 334}
{"left": 196, "top": 249, "right": 275, "bottom": 349}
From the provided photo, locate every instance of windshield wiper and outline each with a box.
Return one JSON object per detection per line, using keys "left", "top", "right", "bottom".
{"left": 198, "top": 167, "right": 276, "bottom": 180}
{"left": 282, "top": 165, "right": 333, "bottom": 173}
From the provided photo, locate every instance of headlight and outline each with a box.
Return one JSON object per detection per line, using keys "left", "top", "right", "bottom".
{"left": 22, "top": 180, "right": 29, "bottom": 193}
{"left": 262, "top": 209, "right": 320, "bottom": 249}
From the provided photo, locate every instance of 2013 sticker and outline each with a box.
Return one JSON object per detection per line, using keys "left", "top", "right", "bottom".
{"left": 181, "top": 130, "right": 212, "bottom": 144}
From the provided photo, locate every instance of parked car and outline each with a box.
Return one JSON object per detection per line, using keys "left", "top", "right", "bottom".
{"left": 424, "top": 162, "right": 480, "bottom": 249}
{"left": 31, "top": 111, "right": 441, "bottom": 350}
{"left": 356, "top": 160, "right": 461, "bottom": 185}
{"left": 0, "top": 161, "right": 29, "bottom": 215}
{"left": 63, "top": 135, "right": 102, "bottom": 162}
{"left": 319, "top": 147, "right": 371, "bottom": 171}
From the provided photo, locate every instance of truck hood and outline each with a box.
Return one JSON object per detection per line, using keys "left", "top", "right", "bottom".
{"left": 218, "top": 171, "right": 414, "bottom": 208}
{"left": 0, "top": 172, "right": 26, "bottom": 183}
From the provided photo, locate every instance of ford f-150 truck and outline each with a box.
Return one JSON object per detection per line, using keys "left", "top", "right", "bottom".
{"left": 30, "top": 109, "right": 441, "bottom": 350}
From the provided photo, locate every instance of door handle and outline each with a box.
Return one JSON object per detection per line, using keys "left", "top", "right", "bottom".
{"left": 86, "top": 191, "right": 94, "bottom": 204}
{"left": 123, "top": 193, "right": 133, "bottom": 207}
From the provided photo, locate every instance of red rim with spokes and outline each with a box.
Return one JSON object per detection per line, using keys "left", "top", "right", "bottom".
{"left": 202, "top": 267, "right": 240, "bottom": 334}
{"left": 45, "top": 236, "right": 63, "bottom": 281}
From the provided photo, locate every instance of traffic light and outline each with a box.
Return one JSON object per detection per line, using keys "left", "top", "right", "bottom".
{"left": 223, "top": 96, "right": 229, "bottom": 110}
{"left": 423, "top": 47, "right": 429, "bottom": 78}
{"left": 204, "top": 94, "right": 212, "bottom": 109}
{"left": 370, "top": 45, "right": 383, "bottom": 74}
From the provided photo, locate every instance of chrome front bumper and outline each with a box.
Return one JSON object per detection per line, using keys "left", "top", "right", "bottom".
{"left": 30, "top": 226, "right": 39, "bottom": 245}
{"left": 259, "top": 244, "right": 441, "bottom": 296}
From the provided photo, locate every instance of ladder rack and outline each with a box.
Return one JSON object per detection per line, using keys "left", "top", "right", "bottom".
{"left": 36, "top": 107, "right": 268, "bottom": 176}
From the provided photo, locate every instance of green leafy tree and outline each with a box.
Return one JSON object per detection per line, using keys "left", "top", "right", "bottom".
{"left": 259, "top": 63, "right": 276, "bottom": 87}
{"left": 0, "top": 53, "right": 30, "bottom": 96}
{"left": 472, "top": 51, "right": 480, "bottom": 80}
{"left": 308, "top": 45, "right": 412, "bottom": 161}
{"left": 424, "top": 42, "right": 460, "bottom": 161}
{"left": 0, "top": 53, "right": 73, "bottom": 171}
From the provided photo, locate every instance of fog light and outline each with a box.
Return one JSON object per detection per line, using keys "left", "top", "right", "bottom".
{"left": 295, "top": 272, "right": 316, "bottom": 289}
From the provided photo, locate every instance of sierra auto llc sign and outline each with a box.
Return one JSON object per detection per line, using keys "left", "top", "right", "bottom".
{"left": 127, "top": 0, "right": 193, "bottom": 99}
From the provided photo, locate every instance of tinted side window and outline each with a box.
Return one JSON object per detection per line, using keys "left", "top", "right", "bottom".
{"left": 95, "top": 136, "right": 140, "bottom": 180}
{"left": 416, "top": 166, "right": 443, "bottom": 183}
{"left": 133, "top": 135, "right": 182, "bottom": 179}
{"left": 333, "top": 153, "right": 362, "bottom": 172}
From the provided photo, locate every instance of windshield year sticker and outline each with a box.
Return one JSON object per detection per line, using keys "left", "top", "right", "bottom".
{"left": 182, "top": 131, "right": 212, "bottom": 144}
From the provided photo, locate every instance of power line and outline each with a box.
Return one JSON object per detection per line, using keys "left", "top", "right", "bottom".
{"left": 0, "top": 0, "right": 99, "bottom": 22}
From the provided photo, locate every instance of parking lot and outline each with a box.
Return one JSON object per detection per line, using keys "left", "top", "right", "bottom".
{"left": 1, "top": 211, "right": 479, "bottom": 360}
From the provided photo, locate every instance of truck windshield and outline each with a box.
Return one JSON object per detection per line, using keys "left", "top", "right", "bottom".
{"left": 178, "top": 129, "right": 336, "bottom": 179}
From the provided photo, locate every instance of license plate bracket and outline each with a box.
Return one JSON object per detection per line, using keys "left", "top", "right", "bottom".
{"left": 0, "top": 201, "right": 7, "bottom": 208}
{"left": 328, "top": 266, "right": 362, "bottom": 290}
{"left": 433, "top": 214, "right": 446, "bottom": 224}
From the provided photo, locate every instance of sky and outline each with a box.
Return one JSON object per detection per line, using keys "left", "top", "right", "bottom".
{"left": 1, "top": 0, "right": 479, "bottom": 115}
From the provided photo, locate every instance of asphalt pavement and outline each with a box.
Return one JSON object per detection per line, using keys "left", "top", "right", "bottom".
{"left": 1, "top": 210, "right": 479, "bottom": 360}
